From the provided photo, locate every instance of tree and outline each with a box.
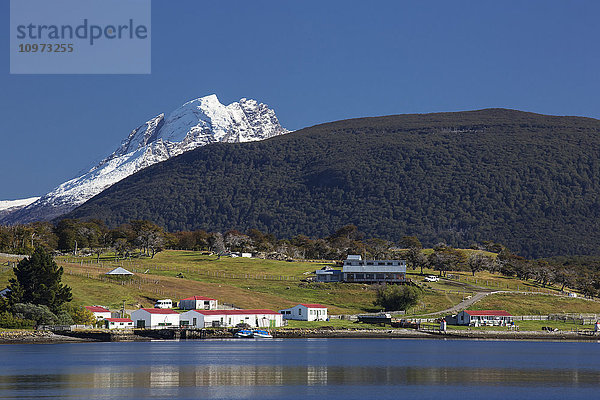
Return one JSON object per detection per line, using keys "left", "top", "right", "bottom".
{"left": 403, "top": 247, "right": 428, "bottom": 275}
{"left": 373, "top": 285, "right": 422, "bottom": 311}
{"left": 7, "top": 247, "right": 72, "bottom": 313}
{"left": 467, "top": 253, "right": 493, "bottom": 276}
{"left": 399, "top": 236, "right": 422, "bottom": 249}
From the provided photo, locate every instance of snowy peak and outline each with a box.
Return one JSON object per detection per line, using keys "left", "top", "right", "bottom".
{"left": 2, "top": 95, "right": 288, "bottom": 224}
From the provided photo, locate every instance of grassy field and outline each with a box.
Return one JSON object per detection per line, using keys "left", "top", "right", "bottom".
{"left": 470, "top": 293, "right": 600, "bottom": 315}
{"left": 1, "top": 251, "right": 597, "bottom": 316}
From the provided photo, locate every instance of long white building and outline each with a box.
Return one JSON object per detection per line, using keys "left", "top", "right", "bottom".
{"left": 342, "top": 255, "right": 407, "bottom": 284}
{"left": 180, "top": 309, "right": 283, "bottom": 328}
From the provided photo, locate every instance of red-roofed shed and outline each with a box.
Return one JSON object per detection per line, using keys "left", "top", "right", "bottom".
{"left": 85, "top": 306, "right": 111, "bottom": 320}
{"left": 104, "top": 318, "right": 134, "bottom": 330}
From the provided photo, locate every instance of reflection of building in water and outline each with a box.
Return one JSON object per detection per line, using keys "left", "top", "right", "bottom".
{"left": 150, "top": 365, "right": 180, "bottom": 388}
{"left": 193, "top": 365, "right": 283, "bottom": 386}
{"left": 86, "top": 368, "right": 135, "bottom": 389}
{"left": 307, "top": 366, "right": 328, "bottom": 385}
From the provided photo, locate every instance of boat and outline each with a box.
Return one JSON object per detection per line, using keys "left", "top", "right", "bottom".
{"left": 252, "top": 329, "right": 273, "bottom": 338}
{"left": 233, "top": 329, "right": 254, "bottom": 338}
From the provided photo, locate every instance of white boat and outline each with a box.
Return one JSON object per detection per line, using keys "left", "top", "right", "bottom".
{"left": 252, "top": 329, "right": 273, "bottom": 338}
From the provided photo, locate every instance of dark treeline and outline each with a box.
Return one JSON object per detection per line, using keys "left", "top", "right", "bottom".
{"left": 2, "top": 219, "right": 600, "bottom": 297}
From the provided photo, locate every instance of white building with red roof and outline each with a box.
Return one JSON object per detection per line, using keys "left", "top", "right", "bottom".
{"left": 180, "top": 309, "right": 283, "bottom": 328}
{"left": 104, "top": 318, "right": 134, "bottom": 330}
{"left": 178, "top": 296, "right": 218, "bottom": 310}
{"left": 456, "top": 310, "right": 513, "bottom": 326}
{"left": 279, "top": 304, "right": 328, "bottom": 321}
{"left": 85, "top": 306, "right": 111, "bottom": 321}
{"left": 131, "top": 308, "right": 180, "bottom": 329}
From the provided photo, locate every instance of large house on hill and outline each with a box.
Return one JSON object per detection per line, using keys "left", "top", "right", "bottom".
{"left": 342, "top": 255, "right": 407, "bottom": 284}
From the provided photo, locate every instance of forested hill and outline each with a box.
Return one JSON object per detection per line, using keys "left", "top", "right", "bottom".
{"left": 65, "top": 108, "right": 600, "bottom": 258}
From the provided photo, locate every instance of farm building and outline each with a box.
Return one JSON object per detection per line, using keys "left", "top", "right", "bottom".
{"left": 279, "top": 304, "right": 328, "bottom": 321}
{"left": 131, "top": 308, "right": 180, "bottom": 329}
{"left": 85, "top": 306, "right": 111, "bottom": 321}
{"left": 178, "top": 296, "right": 218, "bottom": 310}
{"left": 180, "top": 309, "right": 283, "bottom": 328}
{"left": 104, "top": 318, "right": 133, "bottom": 330}
{"left": 342, "top": 255, "right": 407, "bottom": 284}
{"left": 456, "top": 310, "right": 513, "bottom": 326}
{"left": 315, "top": 268, "right": 343, "bottom": 282}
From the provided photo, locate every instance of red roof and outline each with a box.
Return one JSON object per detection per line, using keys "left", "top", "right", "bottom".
{"left": 106, "top": 318, "right": 132, "bottom": 322}
{"left": 190, "top": 309, "right": 279, "bottom": 316}
{"left": 464, "top": 310, "right": 512, "bottom": 316}
{"left": 86, "top": 306, "right": 109, "bottom": 313}
{"left": 181, "top": 296, "right": 216, "bottom": 301}
{"left": 300, "top": 304, "right": 328, "bottom": 309}
{"left": 140, "top": 308, "right": 179, "bottom": 314}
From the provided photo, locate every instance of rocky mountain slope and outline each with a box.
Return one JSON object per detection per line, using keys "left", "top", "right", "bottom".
{"left": 1, "top": 95, "right": 287, "bottom": 224}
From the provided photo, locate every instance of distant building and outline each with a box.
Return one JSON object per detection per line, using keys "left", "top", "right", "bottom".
{"left": 0, "top": 288, "right": 10, "bottom": 298}
{"left": 85, "top": 306, "right": 111, "bottom": 321}
{"left": 456, "top": 310, "right": 513, "bottom": 326}
{"left": 105, "top": 318, "right": 133, "bottom": 330}
{"left": 342, "top": 255, "right": 407, "bottom": 284}
{"left": 279, "top": 304, "right": 328, "bottom": 321}
{"left": 105, "top": 267, "right": 134, "bottom": 276}
{"left": 179, "top": 309, "right": 283, "bottom": 328}
{"left": 315, "top": 268, "right": 343, "bottom": 282}
{"left": 179, "top": 296, "right": 218, "bottom": 310}
{"left": 131, "top": 308, "right": 180, "bottom": 329}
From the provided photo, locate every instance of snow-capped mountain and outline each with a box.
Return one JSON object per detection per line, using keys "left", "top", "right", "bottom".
{"left": 2, "top": 95, "right": 288, "bottom": 224}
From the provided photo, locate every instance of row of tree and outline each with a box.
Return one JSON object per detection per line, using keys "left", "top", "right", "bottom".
{"left": 2, "top": 220, "right": 600, "bottom": 297}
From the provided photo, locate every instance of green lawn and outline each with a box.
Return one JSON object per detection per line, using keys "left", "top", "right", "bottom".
{"left": 470, "top": 293, "right": 600, "bottom": 315}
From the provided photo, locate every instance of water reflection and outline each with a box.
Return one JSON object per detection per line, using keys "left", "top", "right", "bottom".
{"left": 1, "top": 365, "right": 599, "bottom": 390}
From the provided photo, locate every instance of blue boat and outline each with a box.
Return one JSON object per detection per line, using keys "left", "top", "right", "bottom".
{"left": 233, "top": 329, "right": 254, "bottom": 338}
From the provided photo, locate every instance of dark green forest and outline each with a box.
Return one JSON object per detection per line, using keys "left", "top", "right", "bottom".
{"left": 65, "top": 109, "right": 600, "bottom": 258}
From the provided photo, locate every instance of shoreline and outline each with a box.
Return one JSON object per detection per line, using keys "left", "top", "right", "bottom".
{"left": 2, "top": 328, "right": 600, "bottom": 344}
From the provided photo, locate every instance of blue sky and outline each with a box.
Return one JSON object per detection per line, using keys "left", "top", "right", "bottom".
{"left": 1, "top": 1, "right": 599, "bottom": 199}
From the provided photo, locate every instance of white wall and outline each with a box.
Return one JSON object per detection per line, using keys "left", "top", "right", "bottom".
{"left": 131, "top": 310, "right": 180, "bottom": 329}
{"left": 280, "top": 305, "right": 328, "bottom": 321}
{"left": 179, "top": 311, "right": 282, "bottom": 328}
{"left": 179, "top": 299, "right": 218, "bottom": 310}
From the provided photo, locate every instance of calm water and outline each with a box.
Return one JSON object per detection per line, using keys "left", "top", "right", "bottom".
{"left": 1, "top": 338, "right": 599, "bottom": 399}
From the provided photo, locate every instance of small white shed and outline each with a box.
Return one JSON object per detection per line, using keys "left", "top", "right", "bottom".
{"left": 131, "top": 308, "right": 180, "bottom": 329}
{"left": 279, "top": 304, "right": 328, "bottom": 321}
{"left": 105, "top": 318, "right": 133, "bottom": 330}
{"left": 178, "top": 296, "right": 218, "bottom": 310}
{"left": 179, "top": 309, "right": 283, "bottom": 328}
{"left": 85, "top": 306, "right": 111, "bottom": 321}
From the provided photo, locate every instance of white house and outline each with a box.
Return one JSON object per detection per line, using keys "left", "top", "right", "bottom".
{"left": 131, "top": 308, "right": 180, "bottom": 329}
{"left": 279, "top": 304, "right": 328, "bottom": 321}
{"left": 342, "top": 255, "right": 408, "bottom": 284}
{"left": 85, "top": 306, "right": 111, "bottom": 321}
{"left": 178, "top": 296, "right": 218, "bottom": 310}
{"left": 104, "top": 318, "right": 134, "bottom": 330}
{"left": 456, "top": 310, "right": 513, "bottom": 326}
{"left": 179, "top": 309, "right": 283, "bottom": 328}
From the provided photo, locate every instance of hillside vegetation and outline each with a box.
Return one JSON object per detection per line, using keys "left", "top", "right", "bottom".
{"left": 65, "top": 109, "right": 600, "bottom": 258}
